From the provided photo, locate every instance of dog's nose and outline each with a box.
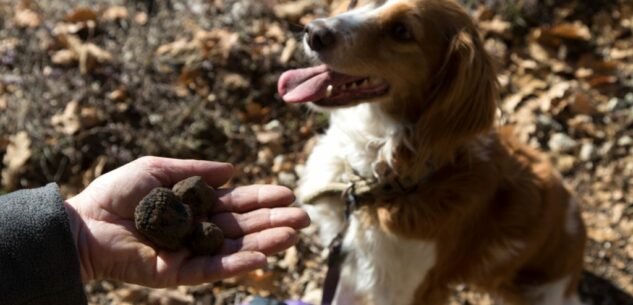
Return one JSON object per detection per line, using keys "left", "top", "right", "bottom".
{"left": 305, "top": 20, "right": 336, "bottom": 52}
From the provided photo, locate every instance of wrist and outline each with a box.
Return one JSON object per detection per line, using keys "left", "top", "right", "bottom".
{"left": 64, "top": 196, "right": 94, "bottom": 283}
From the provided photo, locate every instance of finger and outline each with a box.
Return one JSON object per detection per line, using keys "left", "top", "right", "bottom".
{"left": 177, "top": 251, "right": 266, "bottom": 285}
{"left": 210, "top": 207, "right": 310, "bottom": 238}
{"left": 220, "top": 227, "right": 299, "bottom": 255}
{"left": 213, "top": 185, "right": 295, "bottom": 213}
{"left": 137, "top": 156, "right": 234, "bottom": 187}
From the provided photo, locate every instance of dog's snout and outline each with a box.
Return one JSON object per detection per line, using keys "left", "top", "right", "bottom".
{"left": 305, "top": 20, "right": 336, "bottom": 52}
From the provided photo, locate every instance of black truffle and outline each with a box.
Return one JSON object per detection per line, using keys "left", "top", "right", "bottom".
{"left": 134, "top": 187, "right": 193, "bottom": 251}
{"left": 172, "top": 176, "right": 217, "bottom": 216}
{"left": 188, "top": 221, "right": 224, "bottom": 255}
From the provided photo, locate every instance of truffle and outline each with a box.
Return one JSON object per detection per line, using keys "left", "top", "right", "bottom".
{"left": 172, "top": 176, "right": 217, "bottom": 216}
{"left": 134, "top": 187, "right": 193, "bottom": 251}
{"left": 188, "top": 221, "right": 225, "bottom": 255}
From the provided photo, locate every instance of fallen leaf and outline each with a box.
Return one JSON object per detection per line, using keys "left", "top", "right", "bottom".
{"left": 569, "top": 93, "right": 596, "bottom": 115}
{"left": 57, "top": 34, "right": 112, "bottom": 74}
{"left": 51, "top": 49, "right": 78, "bottom": 65}
{"left": 147, "top": 289, "right": 192, "bottom": 305}
{"left": 82, "top": 155, "right": 107, "bottom": 187}
{"left": 479, "top": 16, "right": 511, "bottom": 38}
{"left": 155, "top": 39, "right": 202, "bottom": 72}
{"left": 14, "top": 8, "right": 41, "bottom": 28}
{"left": 0, "top": 38, "right": 19, "bottom": 55}
{"left": 280, "top": 38, "right": 298, "bottom": 65}
{"left": 503, "top": 76, "right": 547, "bottom": 112}
{"left": 548, "top": 133, "right": 578, "bottom": 153}
{"left": 0, "top": 96, "right": 6, "bottom": 110}
{"left": 1, "top": 131, "right": 32, "bottom": 191}
{"left": 65, "top": 7, "right": 98, "bottom": 23}
{"left": 280, "top": 246, "right": 299, "bottom": 271}
{"left": 80, "top": 106, "right": 104, "bottom": 128}
{"left": 274, "top": 0, "right": 316, "bottom": 20}
{"left": 587, "top": 75, "right": 618, "bottom": 88}
{"left": 194, "top": 28, "right": 239, "bottom": 60}
{"left": 101, "top": 6, "right": 128, "bottom": 22}
{"left": 545, "top": 22, "right": 592, "bottom": 41}
{"left": 134, "top": 12, "right": 148, "bottom": 25}
{"left": 0, "top": 137, "right": 9, "bottom": 150}
{"left": 265, "top": 23, "right": 285, "bottom": 42}
{"left": 79, "top": 43, "right": 113, "bottom": 74}
{"left": 155, "top": 39, "right": 193, "bottom": 60}
{"left": 575, "top": 67, "right": 593, "bottom": 79}
{"left": 58, "top": 33, "right": 83, "bottom": 53}
{"left": 107, "top": 286, "right": 147, "bottom": 303}
{"left": 528, "top": 42, "right": 552, "bottom": 63}
{"left": 108, "top": 88, "right": 126, "bottom": 101}
{"left": 299, "top": 14, "right": 318, "bottom": 26}
{"left": 537, "top": 81, "right": 573, "bottom": 113}
{"left": 222, "top": 72, "right": 249, "bottom": 90}
{"left": 52, "top": 22, "right": 87, "bottom": 36}
{"left": 244, "top": 101, "right": 271, "bottom": 121}
{"left": 568, "top": 115, "right": 597, "bottom": 136}
{"left": 484, "top": 38, "right": 508, "bottom": 63}
{"left": 256, "top": 130, "right": 282, "bottom": 144}
{"left": 235, "top": 269, "right": 277, "bottom": 293}
{"left": 51, "top": 100, "right": 81, "bottom": 135}
{"left": 155, "top": 28, "right": 239, "bottom": 70}
{"left": 588, "top": 226, "right": 618, "bottom": 242}
{"left": 610, "top": 48, "right": 633, "bottom": 60}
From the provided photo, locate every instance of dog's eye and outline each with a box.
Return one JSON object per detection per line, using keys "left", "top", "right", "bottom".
{"left": 390, "top": 22, "right": 413, "bottom": 42}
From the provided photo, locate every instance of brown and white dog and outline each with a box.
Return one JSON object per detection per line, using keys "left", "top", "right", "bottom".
{"left": 277, "top": 0, "right": 586, "bottom": 304}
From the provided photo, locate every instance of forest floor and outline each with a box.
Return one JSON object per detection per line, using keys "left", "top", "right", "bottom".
{"left": 1, "top": 0, "right": 632, "bottom": 304}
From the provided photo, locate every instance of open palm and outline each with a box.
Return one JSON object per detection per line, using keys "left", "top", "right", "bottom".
{"left": 65, "top": 156, "right": 309, "bottom": 287}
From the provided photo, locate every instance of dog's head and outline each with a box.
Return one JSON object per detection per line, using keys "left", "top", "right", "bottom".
{"left": 279, "top": 0, "right": 498, "bottom": 162}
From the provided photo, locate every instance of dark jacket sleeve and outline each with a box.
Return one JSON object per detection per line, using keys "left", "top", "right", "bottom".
{"left": 0, "top": 183, "right": 87, "bottom": 305}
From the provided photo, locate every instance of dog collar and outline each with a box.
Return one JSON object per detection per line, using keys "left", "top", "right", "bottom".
{"left": 305, "top": 162, "right": 435, "bottom": 305}
{"left": 302, "top": 161, "right": 434, "bottom": 206}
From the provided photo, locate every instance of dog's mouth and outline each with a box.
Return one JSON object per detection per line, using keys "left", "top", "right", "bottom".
{"left": 278, "top": 64, "right": 389, "bottom": 107}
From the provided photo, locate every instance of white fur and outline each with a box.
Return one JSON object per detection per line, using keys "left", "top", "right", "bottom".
{"left": 336, "top": 217, "right": 436, "bottom": 305}
{"left": 299, "top": 104, "right": 406, "bottom": 244}
{"left": 298, "top": 103, "right": 435, "bottom": 305}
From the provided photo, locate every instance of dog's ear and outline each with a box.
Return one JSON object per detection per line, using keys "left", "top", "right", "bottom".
{"left": 412, "top": 28, "right": 498, "bottom": 165}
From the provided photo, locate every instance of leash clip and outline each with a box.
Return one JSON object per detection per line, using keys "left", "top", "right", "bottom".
{"left": 342, "top": 182, "right": 359, "bottom": 217}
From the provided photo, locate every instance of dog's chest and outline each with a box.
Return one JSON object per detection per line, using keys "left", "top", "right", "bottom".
{"left": 339, "top": 216, "right": 436, "bottom": 305}
{"left": 309, "top": 105, "right": 437, "bottom": 304}
{"left": 329, "top": 104, "right": 404, "bottom": 178}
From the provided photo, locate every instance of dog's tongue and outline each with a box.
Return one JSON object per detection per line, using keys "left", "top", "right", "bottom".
{"left": 278, "top": 64, "right": 357, "bottom": 103}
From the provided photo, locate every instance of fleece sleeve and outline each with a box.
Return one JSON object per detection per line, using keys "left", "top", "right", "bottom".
{"left": 0, "top": 183, "right": 87, "bottom": 305}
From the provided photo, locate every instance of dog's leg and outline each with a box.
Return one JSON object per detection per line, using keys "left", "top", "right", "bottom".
{"left": 297, "top": 135, "right": 348, "bottom": 245}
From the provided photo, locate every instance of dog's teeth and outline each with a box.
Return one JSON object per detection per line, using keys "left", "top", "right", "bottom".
{"left": 349, "top": 83, "right": 358, "bottom": 90}
{"left": 368, "top": 78, "right": 379, "bottom": 85}
{"left": 326, "top": 85, "right": 333, "bottom": 97}
{"left": 359, "top": 79, "right": 369, "bottom": 87}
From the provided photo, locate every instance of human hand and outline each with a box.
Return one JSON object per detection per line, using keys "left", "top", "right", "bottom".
{"left": 64, "top": 156, "right": 309, "bottom": 287}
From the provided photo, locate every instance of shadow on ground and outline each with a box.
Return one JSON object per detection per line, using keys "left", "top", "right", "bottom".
{"left": 580, "top": 271, "right": 633, "bottom": 305}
